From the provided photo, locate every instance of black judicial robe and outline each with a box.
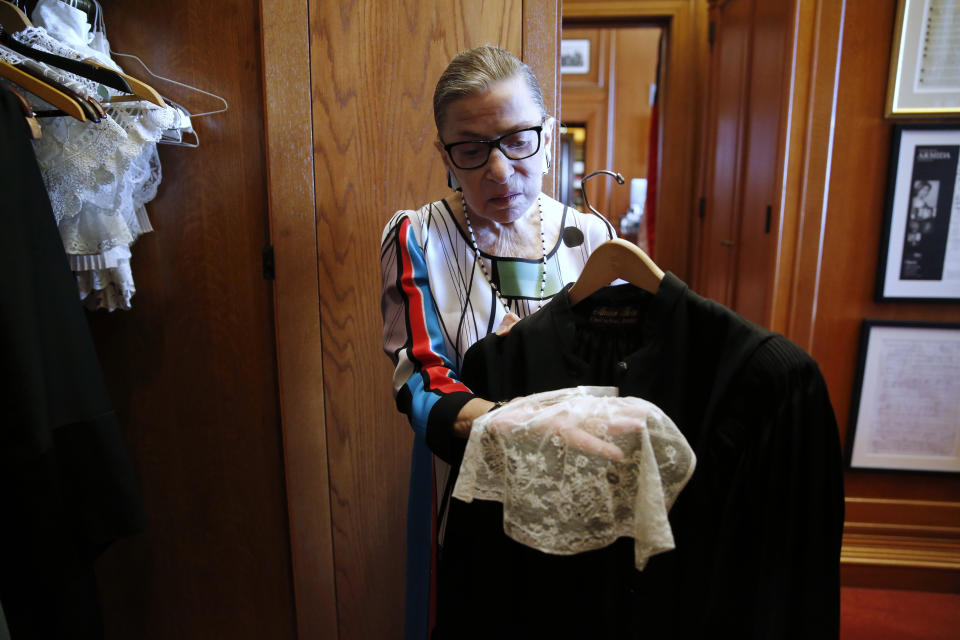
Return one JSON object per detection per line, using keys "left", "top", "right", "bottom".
{"left": 429, "top": 275, "right": 844, "bottom": 640}
{"left": 0, "top": 86, "right": 145, "bottom": 638}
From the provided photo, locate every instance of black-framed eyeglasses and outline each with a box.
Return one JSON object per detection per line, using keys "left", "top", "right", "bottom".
{"left": 442, "top": 124, "right": 544, "bottom": 170}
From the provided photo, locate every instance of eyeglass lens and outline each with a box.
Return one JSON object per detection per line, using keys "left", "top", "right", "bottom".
{"left": 449, "top": 128, "right": 541, "bottom": 169}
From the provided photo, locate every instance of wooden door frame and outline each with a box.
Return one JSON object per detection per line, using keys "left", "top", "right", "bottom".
{"left": 563, "top": 0, "right": 709, "bottom": 280}
{"left": 260, "top": 0, "right": 338, "bottom": 637}
{"left": 260, "top": 1, "right": 560, "bottom": 637}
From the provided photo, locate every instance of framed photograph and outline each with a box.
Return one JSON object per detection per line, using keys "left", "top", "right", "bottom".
{"left": 847, "top": 320, "right": 960, "bottom": 473}
{"left": 886, "top": 0, "right": 960, "bottom": 116}
{"left": 560, "top": 39, "right": 590, "bottom": 74}
{"left": 877, "top": 125, "right": 960, "bottom": 302}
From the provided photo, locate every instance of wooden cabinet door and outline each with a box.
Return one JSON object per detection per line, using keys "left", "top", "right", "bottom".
{"left": 698, "top": 0, "right": 792, "bottom": 327}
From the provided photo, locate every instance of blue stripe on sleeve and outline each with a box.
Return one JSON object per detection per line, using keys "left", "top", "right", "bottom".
{"left": 404, "top": 374, "right": 440, "bottom": 437}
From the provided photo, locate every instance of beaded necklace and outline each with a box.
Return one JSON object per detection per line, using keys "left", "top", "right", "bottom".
{"left": 460, "top": 192, "right": 548, "bottom": 314}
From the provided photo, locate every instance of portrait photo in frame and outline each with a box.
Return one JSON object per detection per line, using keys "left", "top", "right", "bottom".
{"left": 847, "top": 320, "right": 960, "bottom": 473}
{"left": 886, "top": 0, "right": 960, "bottom": 117}
{"left": 877, "top": 125, "right": 960, "bottom": 302}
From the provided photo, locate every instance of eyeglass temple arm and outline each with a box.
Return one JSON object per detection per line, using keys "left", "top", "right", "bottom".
{"left": 580, "top": 170, "right": 626, "bottom": 217}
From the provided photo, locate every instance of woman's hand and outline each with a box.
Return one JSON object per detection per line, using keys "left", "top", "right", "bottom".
{"left": 453, "top": 397, "right": 498, "bottom": 438}
{"left": 494, "top": 312, "right": 520, "bottom": 336}
{"left": 450, "top": 313, "right": 520, "bottom": 437}
{"left": 485, "top": 405, "right": 630, "bottom": 461}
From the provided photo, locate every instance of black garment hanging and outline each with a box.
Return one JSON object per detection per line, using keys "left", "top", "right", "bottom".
{"left": 431, "top": 276, "right": 844, "bottom": 640}
{"left": 0, "top": 85, "right": 145, "bottom": 639}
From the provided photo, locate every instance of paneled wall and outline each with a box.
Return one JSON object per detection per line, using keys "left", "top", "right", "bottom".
{"left": 89, "top": 1, "right": 297, "bottom": 638}
{"left": 811, "top": 0, "right": 960, "bottom": 588}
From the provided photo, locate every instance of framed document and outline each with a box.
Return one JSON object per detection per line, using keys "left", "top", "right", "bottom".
{"left": 886, "top": 0, "right": 960, "bottom": 116}
{"left": 848, "top": 320, "right": 960, "bottom": 473}
{"left": 877, "top": 125, "right": 960, "bottom": 302}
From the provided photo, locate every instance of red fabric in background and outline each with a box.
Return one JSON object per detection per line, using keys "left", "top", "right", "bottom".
{"left": 644, "top": 98, "right": 659, "bottom": 258}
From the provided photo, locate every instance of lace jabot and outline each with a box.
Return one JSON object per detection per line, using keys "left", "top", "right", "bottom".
{"left": 453, "top": 386, "right": 695, "bottom": 570}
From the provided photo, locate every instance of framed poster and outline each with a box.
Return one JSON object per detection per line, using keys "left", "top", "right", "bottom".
{"left": 848, "top": 320, "right": 960, "bottom": 473}
{"left": 886, "top": 0, "right": 960, "bottom": 116}
{"left": 560, "top": 39, "right": 590, "bottom": 74}
{"left": 877, "top": 125, "right": 960, "bottom": 302}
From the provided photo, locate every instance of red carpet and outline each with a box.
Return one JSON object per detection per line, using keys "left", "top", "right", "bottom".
{"left": 842, "top": 587, "right": 960, "bottom": 639}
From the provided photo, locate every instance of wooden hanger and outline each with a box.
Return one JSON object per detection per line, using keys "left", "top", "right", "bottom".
{"left": 0, "top": 2, "right": 162, "bottom": 108}
{"left": 0, "top": 1, "right": 31, "bottom": 32}
{"left": 0, "top": 25, "right": 133, "bottom": 94}
{"left": 567, "top": 168, "right": 664, "bottom": 304}
{"left": 568, "top": 238, "right": 664, "bottom": 305}
{"left": 7, "top": 85, "right": 42, "bottom": 139}
{"left": 0, "top": 59, "right": 86, "bottom": 120}
{"left": 14, "top": 57, "right": 103, "bottom": 120}
{"left": 85, "top": 58, "right": 166, "bottom": 107}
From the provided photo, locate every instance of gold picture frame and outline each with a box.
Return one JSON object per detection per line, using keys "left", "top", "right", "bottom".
{"left": 886, "top": 0, "right": 960, "bottom": 117}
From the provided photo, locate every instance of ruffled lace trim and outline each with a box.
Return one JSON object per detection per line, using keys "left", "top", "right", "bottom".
{"left": 3, "top": 23, "right": 178, "bottom": 310}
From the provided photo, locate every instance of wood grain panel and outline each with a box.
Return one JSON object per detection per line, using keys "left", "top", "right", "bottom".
{"left": 89, "top": 1, "right": 296, "bottom": 638}
{"left": 308, "top": 2, "right": 522, "bottom": 637}
{"left": 564, "top": 0, "right": 709, "bottom": 279}
{"left": 811, "top": 0, "right": 960, "bottom": 569}
{"left": 261, "top": 0, "right": 338, "bottom": 637}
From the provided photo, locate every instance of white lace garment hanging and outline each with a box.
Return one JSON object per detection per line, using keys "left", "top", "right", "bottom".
{"left": 453, "top": 386, "right": 696, "bottom": 570}
{"left": 9, "top": 0, "right": 177, "bottom": 310}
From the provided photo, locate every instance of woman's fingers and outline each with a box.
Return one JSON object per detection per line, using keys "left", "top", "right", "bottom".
{"left": 494, "top": 312, "right": 521, "bottom": 336}
{"left": 562, "top": 427, "right": 625, "bottom": 461}
{"left": 582, "top": 415, "right": 646, "bottom": 437}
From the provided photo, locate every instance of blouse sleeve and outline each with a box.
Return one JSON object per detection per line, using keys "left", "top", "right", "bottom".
{"left": 381, "top": 212, "right": 475, "bottom": 457}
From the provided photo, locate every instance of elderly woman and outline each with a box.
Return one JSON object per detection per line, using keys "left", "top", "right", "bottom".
{"left": 380, "top": 45, "right": 613, "bottom": 639}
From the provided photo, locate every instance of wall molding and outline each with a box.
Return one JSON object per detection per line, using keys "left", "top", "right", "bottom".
{"left": 842, "top": 497, "right": 960, "bottom": 572}
{"left": 843, "top": 533, "right": 960, "bottom": 570}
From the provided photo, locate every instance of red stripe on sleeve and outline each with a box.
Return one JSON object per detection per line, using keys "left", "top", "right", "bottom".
{"left": 397, "top": 220, "right": 471, "bottom": 395}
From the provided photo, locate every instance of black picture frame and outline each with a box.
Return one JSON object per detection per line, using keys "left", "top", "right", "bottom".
{"left": 876, "top": 124, "right": 960, "bottom": 303}
{"left": 847, "top": 319, "right": 960, "bottom": 473}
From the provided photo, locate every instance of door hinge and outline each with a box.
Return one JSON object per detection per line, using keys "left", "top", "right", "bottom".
{"left": 764, "top": 205, "right": 772, "bottom": 234}
{"left": 708, "top": 21, "right": 715, "bottom": 47}
{"left": 698, "top": 197, "right": 707, "bottom": 219}
{"left": 262, "top": 243, "right": 275, "bottom": 281}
